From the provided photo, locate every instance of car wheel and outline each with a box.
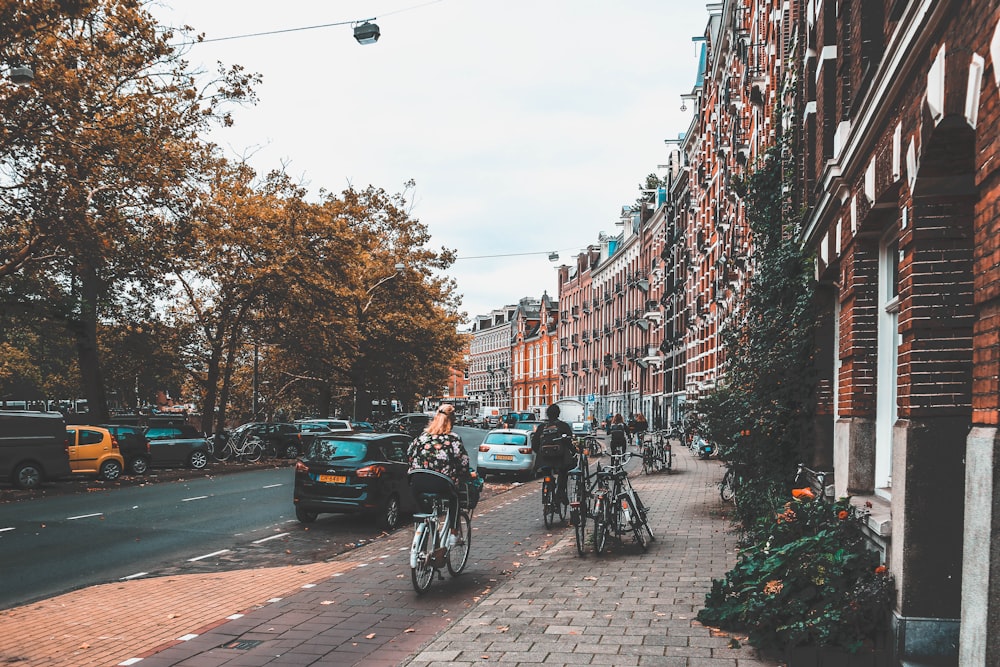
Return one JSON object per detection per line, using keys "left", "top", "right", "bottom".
{"left": 283, "top": 444, "right": 300, "bottom": 459}
{"left": 377, "top": 494, "right": 401, "bottom": 531}
{"left": 99, "top": 459, "right": 122, "bottom": 481}
{"left": 130, "top": 456, "right": 150, "bottom": 475}
{"left": 296, "top": 506, "right": 318, "bottom": 523}
{"left": 188, "top": 450, "right": 208, "bottom": 469}
{"left": 13, "top": 462, "right": 43, "bottom": 489}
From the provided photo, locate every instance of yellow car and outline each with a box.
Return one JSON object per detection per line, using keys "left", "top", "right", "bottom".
{"left": 65, "top": 426, "right": 125, "bottom": 481}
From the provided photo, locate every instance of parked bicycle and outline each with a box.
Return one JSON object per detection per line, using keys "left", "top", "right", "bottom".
{"left": 575, "top": 434, "right": 603, "bottom": 458}
{"left": 213, "top": 431, "right": 265, "bottom": 463}
{"left": 407, "top": 469, "right": 473, "bottom": 594}
{"left": 720, "top": 462, "right": 742, "bottom": 504}
{"left": 567, "top": 440, "right": 599, "bottom": 556}
{"left": 592, "top": 452, "right": 654, "bottom": 554}
{"left": 640, "top": 430, "right": 672, "bottom": 474}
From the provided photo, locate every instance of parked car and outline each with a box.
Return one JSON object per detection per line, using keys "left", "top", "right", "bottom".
{"left": 143, "top": 425, "right": 211, "bottom": 469}
{"left": 381, "top": 413, "right": 430, "bottom": 437}
{"left": 476, "top": 428, "right": 536, "bottom": 481}
{"left": 100, "top": 424, "right": 151, "bottom": 475}
{"left": 571, "top": 421, "right": 593, "bottom": 436}
{"left": 294, "top": 419, "right": 353, "bottom": 434}
{"left": 1, "top": 410, "right": 72, "bottom": 489}
{"left": 231, "top": 422, "right": 304, "bottom": 458}
{"left": 293, "top": 432, "right": 417, "bottom": 530}
{"left": 65, "top": 425, "right": 124, "bottom": 481}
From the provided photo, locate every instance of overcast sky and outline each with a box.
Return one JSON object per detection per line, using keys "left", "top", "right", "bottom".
{"left": 151, "top": 0, "right": 708, "bottom": 326}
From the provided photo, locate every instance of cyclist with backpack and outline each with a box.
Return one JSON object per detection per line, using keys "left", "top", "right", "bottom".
{"left": 531, "top": 404, "right": 575, "bottom": 504}
{"left": 608, "top": 413, "right": 629, "bottom": 455}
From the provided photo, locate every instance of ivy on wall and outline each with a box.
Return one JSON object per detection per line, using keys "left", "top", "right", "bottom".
{"left": 696, "top": 142, "right": 818, "bottom": 532}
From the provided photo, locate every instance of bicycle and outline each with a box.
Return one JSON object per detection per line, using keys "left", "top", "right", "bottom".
{"left": 720, "top": 462, "right": 742, "bottom": 504}
{"left": 538, "top": 463, "right": 568, "bottom": 528}
{"left": 591, "top": 452, "right": 654, "bottom": 554}
{"left": 576, "top": 434, "right": 603, "bottom": 458}
{"left": 407, "top": 469, "right": 472, "bottom": 594}
{"left": 213, "top": 431, "right": 265, "bottom": 463}
{"left": 567, "top": 441, "right": 598, "bottom": 556}
{"left": 640, "top": 431, "right": 672, "bottom": 474}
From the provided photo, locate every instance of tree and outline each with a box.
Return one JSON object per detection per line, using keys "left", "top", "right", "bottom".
{"left": 0, "top": 0, "right": 257, "bottom": 421}
{"left": 696, "top": 144, "right": 818, "bottom": 530}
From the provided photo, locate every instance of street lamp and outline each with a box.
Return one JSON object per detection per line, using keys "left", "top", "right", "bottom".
{"left": 353, "top": 21, "right": 380, "bottom": 45}
{"left": 622, "top": 369, "right": 632, "bottom": 416}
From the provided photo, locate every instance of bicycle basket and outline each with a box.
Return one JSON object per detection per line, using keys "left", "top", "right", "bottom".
{"left": 459, "top": 479, "right": 481, "bottom": 510}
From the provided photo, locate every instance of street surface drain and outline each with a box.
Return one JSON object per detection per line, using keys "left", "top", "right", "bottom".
{"left": 222, "top": 639, "right": 263, "bottom": 650}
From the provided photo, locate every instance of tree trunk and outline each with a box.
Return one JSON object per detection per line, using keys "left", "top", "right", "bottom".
{"left": 201, "top": 339, "right": 223, "bottom": 435}
{"left": 75, "top": 263, "right": 109, "bottom": 422}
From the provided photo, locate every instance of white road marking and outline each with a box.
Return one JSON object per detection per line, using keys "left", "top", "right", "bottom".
{"left": 121, "top": 572, "right": 148, "bottom": 580}
{"left": 252, "top": 532, "right": 289, "bottom": 544}
{"left": 188, "top": 549, "right": 230, "bottom": 562}
{"left": 262, "top": 483, "right": 282, "bottom": 489}
{"left": 181, "top": 495, "right": 208, "bottom": 502}
{"left": 0, "top": 527, "right": 14, "bottom": 533}
{"left": 67, "top": 513, "right": 103, "bottom": 520}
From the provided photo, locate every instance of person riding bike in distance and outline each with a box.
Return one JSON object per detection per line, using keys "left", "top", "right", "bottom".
{"left": 407, "top": 403, "right": 472, "bottom": 547}
{"left": 608, "top": 413, "right": 628, "bottom": 455}
{"left": 531, "top": 404, "right": 575, "bottom": 504}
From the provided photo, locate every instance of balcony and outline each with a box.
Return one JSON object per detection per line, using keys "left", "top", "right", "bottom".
{"left": 571, "top": 306, "right": 580, "bottom": 319}
{"left": 560, "top": 337, "right": 569, "bottom": 350}
{"left": 571, "top": 334, "right": 579, "bottom": 348}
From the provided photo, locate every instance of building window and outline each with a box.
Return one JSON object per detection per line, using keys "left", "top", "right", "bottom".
{"left": 875, "top": 235, "right": 901, "bottom": 496}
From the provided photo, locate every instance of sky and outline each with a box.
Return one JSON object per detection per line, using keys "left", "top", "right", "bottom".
{"left": 150, "top": 0, "right": 708, "bottom": 326}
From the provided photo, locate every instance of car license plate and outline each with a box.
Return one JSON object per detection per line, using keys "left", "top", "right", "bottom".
{"left": 495, "top": 454, "right": 514, "bottom": 461}
{"left": 318, "top": 474, "right": 346, "bottom": 484}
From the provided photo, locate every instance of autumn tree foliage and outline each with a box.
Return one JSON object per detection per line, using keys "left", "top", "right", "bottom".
{"left": 0, "top": 0, "right": 256, "bottom": 421}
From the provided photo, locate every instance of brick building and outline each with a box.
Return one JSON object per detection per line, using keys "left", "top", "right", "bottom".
{"left": 467, "top": 305, "right": 517, "bottom": 412}
{"left": 510, "top": 294, "right": 559, "bottom": 415}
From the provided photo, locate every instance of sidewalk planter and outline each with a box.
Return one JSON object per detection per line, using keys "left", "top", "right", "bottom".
{"left": 785, "top": 645, "right": 890, "bottom": 667}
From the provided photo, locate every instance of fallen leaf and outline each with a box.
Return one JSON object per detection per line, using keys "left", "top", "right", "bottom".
{"left": 583, "top": 576, "right": 597, "bottom": 581}
{"left": 497, "top": 625, "right": 509, "bottom": 633}
{"left": 320, "top": 601, "right": 335, "bottom": 605}
{"left": 512, "top": 562, "right": 522, "bottom": 567}
{"left": 365, "top": 633, "right": 376, "bottom": 639}
{"left": 404, "top": 628, "right": 415, "bottom": 633}
{"left": 480, "top": 655, "right": 490, "bottom": 659}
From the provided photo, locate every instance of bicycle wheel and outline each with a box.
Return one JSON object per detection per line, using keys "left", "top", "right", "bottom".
{"left": 720, "top": 469, "right": 736, "bottom": 503}
{"left": 446, "top": 511, "right": 472, "bottom": 576}
{"left": 213, "top": 442, "right": 233, "bottom": 462}
{"left": 542, "top": 475, "right": 557, "bottom": 528}
{"left": 245, "top": 440, "right": 264, "bottom": 463}
{"left": 641, "top": 445, "right": 654, "bottom": 475}
{"left": 410, "top": 523, "right": 435, "bottom": 594}
{"left": 593, "top": 493, "right": 611, "bottom": 556}
{"left": 574, "top": 503, "right": 588, "bottom": 556}
{"left": 631, "top": 487, "right": 655, "bottom": 543}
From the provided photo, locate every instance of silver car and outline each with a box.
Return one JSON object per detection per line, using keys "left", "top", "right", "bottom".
{"left": 476, "top": 428, "right": 536, "bottom": 481}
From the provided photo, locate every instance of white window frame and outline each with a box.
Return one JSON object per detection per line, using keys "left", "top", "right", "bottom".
{"left": 875, "top": 234, "right": 900, "bottom": 498}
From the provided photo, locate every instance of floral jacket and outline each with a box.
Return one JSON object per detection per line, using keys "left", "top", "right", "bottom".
{"left": 407, "top": 432, "right": 471, "bottom": 486}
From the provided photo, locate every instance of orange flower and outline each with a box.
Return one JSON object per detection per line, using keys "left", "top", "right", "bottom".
{"left": 791, "top": 487, "right": 815, "bottom": 500}
{"left": 838, "top": 510, "right": 848, "bottom": 520}
{"left": 763, "top": 580, "right": 783, "bottom": 595}
{"left": 875, "top": 565, "right": 887, "bottom": 574}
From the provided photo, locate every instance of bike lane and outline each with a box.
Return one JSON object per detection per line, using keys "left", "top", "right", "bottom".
{"left": 132, "top": 481, "right": 563, "bottom": 667}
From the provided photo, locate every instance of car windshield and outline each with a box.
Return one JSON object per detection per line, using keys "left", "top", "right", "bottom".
{"left": 512, "top": 422, "right": 540, "bottom": 431}
{"left": 483, "top": 432, "right": 528, "bottom": 446}
{"left": 308, "top": 439, "right": 368, "bottom": 462}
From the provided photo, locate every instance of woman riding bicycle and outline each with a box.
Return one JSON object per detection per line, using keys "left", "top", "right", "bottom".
{"left": 407, "top": 403, "right": 471, "bottom": 546}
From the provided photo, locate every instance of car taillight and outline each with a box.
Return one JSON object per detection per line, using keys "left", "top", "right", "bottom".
{"left": 518, "top": 447, "right": 532, "bottom": 454}
{"left": 295, "top": 461, "right": 309, "bottom": 473}
{"left": 111, "top": 436, "right": 119, "bottom": 449}
{"left": 479, "top": 445, "right": 490, "bottom": 452}
{"left": 356, "top": 464, "right": 385, "bottom": 478}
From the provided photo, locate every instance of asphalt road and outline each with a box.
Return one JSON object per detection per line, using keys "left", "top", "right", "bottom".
{"left": 0, "top": 425, "right": 495, "bottom": 611}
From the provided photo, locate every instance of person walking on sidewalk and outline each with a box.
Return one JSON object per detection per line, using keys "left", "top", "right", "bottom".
{"left": 407, "top": 403, "right": 471, "bottom": 544}
{"left": 531, "top": 403, "right": 575, "bottom": 503}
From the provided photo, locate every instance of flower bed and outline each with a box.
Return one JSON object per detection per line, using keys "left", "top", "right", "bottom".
{"left": 697, "top": 491, "right": 894, "bottom": 655}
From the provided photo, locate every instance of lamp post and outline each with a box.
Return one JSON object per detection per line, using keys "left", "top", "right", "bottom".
{"left": 622, "top": 368, "right": 632, "bottom": 416}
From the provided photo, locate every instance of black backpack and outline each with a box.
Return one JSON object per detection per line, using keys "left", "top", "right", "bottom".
{"left": 538, "top": 422, "right": 568, "bottom": 461}
{"left": 609, "top": 424, "right": 627, "bottom": 452}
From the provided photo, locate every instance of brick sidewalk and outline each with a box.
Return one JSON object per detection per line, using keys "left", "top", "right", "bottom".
{"left": 0, "top": 445, "right": 784, "bottom": 666}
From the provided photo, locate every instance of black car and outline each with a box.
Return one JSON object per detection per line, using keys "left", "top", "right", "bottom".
{"left": 100, "top": 424, "right": 152, "bottom": 475}
{"left": 231, "top": 422, "right": 303, "bottom": 458}
{"left": 293, "top": 432, "right": 417, "bottom": 530}
{"left": 143, "top": 425, "right": 211, "bottom": 469}
{"left": 381, "top": 413, "right": 430, "bottom": 438}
